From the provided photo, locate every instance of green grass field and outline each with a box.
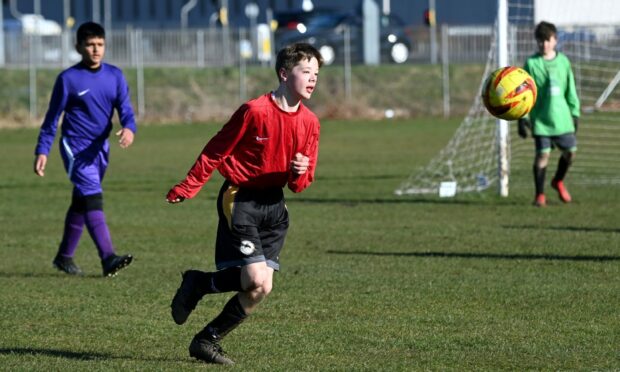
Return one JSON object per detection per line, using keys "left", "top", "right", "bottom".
{"left": 1, "top": 119, "right": 618, "bottom": 370}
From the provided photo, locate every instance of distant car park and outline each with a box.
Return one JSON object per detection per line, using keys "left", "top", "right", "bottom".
{"left": 273, "top": 9, "right": 412, "bottom": 65}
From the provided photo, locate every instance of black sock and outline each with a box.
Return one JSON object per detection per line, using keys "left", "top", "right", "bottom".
{"left": 199, "top": 294, "right": 248, "bottom": 340}
{"left": 554, "top": 156, "right": 571, "bottom": 181}
{"left": 210, "top": 267, "right": 243, "bottom": 293}
{"left": 189, "top": 271, "right": 213, "bottom": 296}
{"left": 533, "top": 165, "right": 546, "bottom": 195}
{"left": 193, "top": 267, "right": 243, "bottom": 296}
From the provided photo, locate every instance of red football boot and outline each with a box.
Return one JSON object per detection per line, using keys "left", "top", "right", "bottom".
{"left": 533, "top": 193, "right": 546, "bottom": 207}
{"left": 551, "top": 178, "right": 572, "bottom": 203}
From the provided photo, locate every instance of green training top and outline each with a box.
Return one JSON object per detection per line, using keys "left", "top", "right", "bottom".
{"left": 523, "top": 52, "right": 580, "bottom": 136}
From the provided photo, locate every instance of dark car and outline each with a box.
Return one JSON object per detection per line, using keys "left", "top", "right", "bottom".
{"left": 274, "top": 9, "right": 411, "bottom": 65}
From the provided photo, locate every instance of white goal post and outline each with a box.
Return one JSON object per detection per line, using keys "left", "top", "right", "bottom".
{"left": 497, "top": 0, "right": 510, "bottom": 197}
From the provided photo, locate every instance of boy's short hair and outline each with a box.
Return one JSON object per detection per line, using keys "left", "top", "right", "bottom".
{"left": 77, "top": 22, "right": 105, "bottom": 45}
{"left": 535, "top": 21, "right": 557, "bottom": 42}
{"left": 275, "top": 43, "right": 324, "bottom": 81}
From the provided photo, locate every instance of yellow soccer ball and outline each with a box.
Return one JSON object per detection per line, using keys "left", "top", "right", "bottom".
{"left": 482, "top": 66, "right": 537, "bottom": 120}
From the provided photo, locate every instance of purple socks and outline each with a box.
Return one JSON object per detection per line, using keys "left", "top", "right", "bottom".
{"left": 84, "top": 210, "right": 115, "bottom": 260}
{"left": 56, "top": 209, "right": 115, "bottom": 260}
{"left": 57, "top": 210, "right": 85, "bottom": 258}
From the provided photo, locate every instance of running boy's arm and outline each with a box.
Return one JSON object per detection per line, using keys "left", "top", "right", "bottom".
{"left": 166, "top": 105, "right": 250, "bottom": 202}
{"left": 288, "top": 124, "right": 320, "bottom": 193}
{"left": 34, "top": 75, "right": 68, "bottom": 176}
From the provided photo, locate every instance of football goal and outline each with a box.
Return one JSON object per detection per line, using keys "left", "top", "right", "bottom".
{"left": 395, "top": 0, "right": 620, "bottom": 196}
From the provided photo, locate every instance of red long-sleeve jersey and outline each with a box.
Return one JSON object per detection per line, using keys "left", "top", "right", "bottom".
{"left": 169, "top": 93, "right": 320, "bottom": 200}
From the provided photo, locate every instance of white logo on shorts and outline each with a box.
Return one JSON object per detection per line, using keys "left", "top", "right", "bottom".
{"left": 240, "top": 240, "right": 256, "bottom": 255}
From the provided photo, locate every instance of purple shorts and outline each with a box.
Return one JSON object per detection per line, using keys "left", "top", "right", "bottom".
{"left": 59, "top": 136, "right": 109, "bottom": 196}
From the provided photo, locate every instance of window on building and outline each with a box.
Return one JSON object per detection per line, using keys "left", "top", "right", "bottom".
{"left": 149, "top": 0, "right": 157, "bottom": 18}
{"left": 166, "top": 0, "right": 173, "bottom": 18}
{"left": 116, "top": 1, "right": 124, "bottom": 20}
{"left": 70, "top": 0, "right": 78, "bottom": 19}
{"left": 133, "top": 0, "right": 140, "bottom": 18}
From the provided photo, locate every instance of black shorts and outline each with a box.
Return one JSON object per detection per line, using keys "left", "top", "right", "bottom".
{"left": 215, "top": 181, "right": 289, "bottom": 271}
{"left": 535, "top": 133, "right": 577, "bottom": 154}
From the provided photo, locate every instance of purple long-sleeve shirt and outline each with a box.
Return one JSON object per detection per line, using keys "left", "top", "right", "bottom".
{"left": 35, "top": 62, "right": 137, "bottom": 155}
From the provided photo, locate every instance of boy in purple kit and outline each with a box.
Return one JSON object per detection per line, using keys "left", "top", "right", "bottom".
{"left": 34, "top": 22, "right": 135, "bottom": 277}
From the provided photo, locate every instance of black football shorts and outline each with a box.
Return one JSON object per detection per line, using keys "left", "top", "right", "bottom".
{"left": 214, "top": 181, "right": 289, "bottom": 271}
{"left": 535, "top": 133, "right": 577, "bottom": 154}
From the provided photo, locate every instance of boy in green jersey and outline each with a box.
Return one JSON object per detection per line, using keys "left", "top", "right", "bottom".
{"left": 518, "top": 21, "right": 580, "bottom": 207}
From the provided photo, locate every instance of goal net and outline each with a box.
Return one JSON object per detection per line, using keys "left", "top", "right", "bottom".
{"left": 395, "top": 0, "right": 620, "bottom": 196}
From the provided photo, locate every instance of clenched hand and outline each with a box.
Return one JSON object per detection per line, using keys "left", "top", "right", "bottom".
{"left": 291, "top": 152, "right": 310, "bottom": 175}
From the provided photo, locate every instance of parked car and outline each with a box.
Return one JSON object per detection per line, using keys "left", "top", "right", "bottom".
{"left": 2, "top": 15, "right": 79, "bottom": 64}
{"left": 274, "top": 9, "right": 411, "bottom": 65}
{"left": 3, "top": 14, "right": 62, "bottom": 35}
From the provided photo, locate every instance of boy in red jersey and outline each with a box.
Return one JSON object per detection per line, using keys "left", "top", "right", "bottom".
{"left": 166, "top": 43, "right": 323, "bottom": 365}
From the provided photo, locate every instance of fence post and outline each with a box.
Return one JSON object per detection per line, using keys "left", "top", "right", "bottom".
{"left": 62, "top": 29, "right": 71, "bottom": 68}
{"left": 29, "top": 34, "right": 38, "bottom": 124}
{"left": 429, "top": 0, "right": 438, "bottom": 64}
{"left": 441, "top": 24, "right": 450, "bottom": 118}
{"left": 239, "top": 28, "right": 247, "bottom": 102}
{"left": 129, "top": 26, "right": 136, "bottom": 67}
{"left": 0, "top": 5, "right": 5, "bottom": 67}
{"left": 344, "top": 25, "right": 352, "bottom": 100}
{"left": 197, "top": 30, "right": 205, "bottom": 68}
{"left": 136, "top": 29, "right": 145, "bottom": 119}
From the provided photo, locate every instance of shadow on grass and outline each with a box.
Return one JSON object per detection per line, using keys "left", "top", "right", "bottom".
{"left": 0, "top": 272, "right": 111, "bottom": 279}
{"left": 0, "top": 348, "right": 111, "bottom": 360}
{"left": 505, "top": 224, "right": 620, "bottom": 234}
{"left": 287, "top": 197, "right": 482, "bottom": 206}
{"left": 0, "top": 347, "right": 190, "bottom": 364}
{"left": 327, "top": 250, "right": 620, "bottom": 262}
{"left": 314, "top": 174, "right": 405, "bottom": 181}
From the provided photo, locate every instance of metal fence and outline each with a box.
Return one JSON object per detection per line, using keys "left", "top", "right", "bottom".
{"left": 9, "top": 23, "right": 614, "bottom": 69}
{"left": 0, "top": 24, "right": 499, "bottom": 69}
{"left": 2, "top": 28, "right": 247, "bottom": 68}
{"left": 0, "top": 24, "right": 542, "bottom": 126}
